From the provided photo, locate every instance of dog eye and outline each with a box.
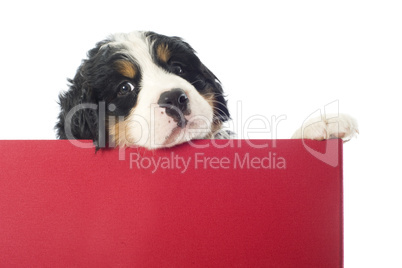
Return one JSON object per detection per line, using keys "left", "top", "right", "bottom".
{"left": 118, "top": 82, "right": 135, "bottom": 95}
{"left": 171, "top": 63, "right": 185, "bottom": 75}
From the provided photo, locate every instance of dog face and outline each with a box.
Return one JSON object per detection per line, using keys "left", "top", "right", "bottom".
{"left": 56, "top": 31, "right": 230, "bottom": 149}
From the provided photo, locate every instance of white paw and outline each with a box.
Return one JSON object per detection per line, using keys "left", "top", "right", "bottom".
{"left": 292, "top": 113, "right": 359, "bottom": 142}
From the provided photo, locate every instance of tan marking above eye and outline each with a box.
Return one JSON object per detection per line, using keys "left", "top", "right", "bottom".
{"left": 156, "top": 43, "right": 171, "bottom": 63}
{"left": 114, "top": 60, "right": 136, "bottom": 79}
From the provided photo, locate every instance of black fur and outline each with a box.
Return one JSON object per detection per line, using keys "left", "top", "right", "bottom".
{"left": 56, "top": 31, "right": 230, "bottom": 147}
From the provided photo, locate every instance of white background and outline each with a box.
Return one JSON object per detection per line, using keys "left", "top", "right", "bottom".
{"left": 1, "top": 0, "right": 401, "bottom": 267}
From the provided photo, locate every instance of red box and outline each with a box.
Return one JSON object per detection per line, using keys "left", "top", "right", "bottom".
{"left": 0, "top": 139, "right": 343, "bottom": 267}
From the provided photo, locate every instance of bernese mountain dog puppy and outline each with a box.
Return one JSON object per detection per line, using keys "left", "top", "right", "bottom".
{"left": 56, "top": 31, "right": 358, "bottom": 149}
{"left": 56, "top": 31, "right": 230, "bottom": 149}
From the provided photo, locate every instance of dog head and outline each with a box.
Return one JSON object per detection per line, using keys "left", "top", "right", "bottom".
{"left": 56, "top": 31, "right": 230, "bottom": 149}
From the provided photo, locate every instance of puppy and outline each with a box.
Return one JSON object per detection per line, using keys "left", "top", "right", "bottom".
{"left": 56, "top": 31, "right": 230, "bottom": 149}
{"left": 56, "top": 31, "right": 358, "bottom": 148}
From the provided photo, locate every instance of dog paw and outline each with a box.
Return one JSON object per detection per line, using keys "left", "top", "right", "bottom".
{"left": 292, "top": 113, "right": 359, "bottom": 142}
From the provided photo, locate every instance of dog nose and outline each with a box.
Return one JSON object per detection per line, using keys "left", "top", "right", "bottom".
{"left": 158, "top": 88, "right": 191, "bottom": 127}
{"left": 158, "top": 88, "right": 189, "bottom": 110}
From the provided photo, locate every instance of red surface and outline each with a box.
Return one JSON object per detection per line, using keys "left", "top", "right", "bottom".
{"left": 0, "top": 139, "right": 343, "bottom": 267}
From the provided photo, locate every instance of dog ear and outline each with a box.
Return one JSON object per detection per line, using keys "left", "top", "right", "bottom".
{"left": 56, "top": 40, "right": 113, "bottom": 147}
{"left": 56, "top": 52, "right": 106, "bottom": 148}
{"left": 56, "top": 73, "right": 101, "bottom": 146}
{"left": 200, "top": 64, "right": 230, "bottom": 122}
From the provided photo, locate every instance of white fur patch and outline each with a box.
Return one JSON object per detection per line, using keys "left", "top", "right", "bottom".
{"left": 291, "top": 113, "right": 359, "bottom": 142}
